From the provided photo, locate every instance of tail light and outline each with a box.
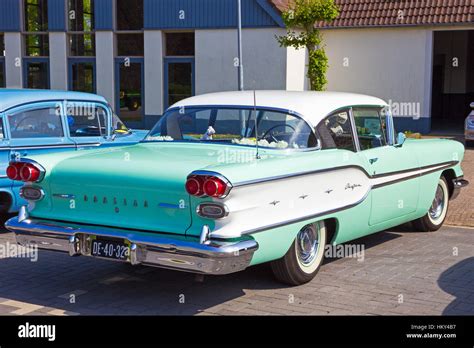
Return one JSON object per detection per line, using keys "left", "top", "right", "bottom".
{"left": 185, "top": 173, "right": 232, "bottom": 198}
{"left": 6, "top": 161, "right": 44, "bottom": 182}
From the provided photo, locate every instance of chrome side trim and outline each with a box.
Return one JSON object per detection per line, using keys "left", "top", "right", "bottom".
{"left": 236, "top": 161, "right": 457, "bottom": 236}
{"left": 233, "top": 161, "right": 458, "bottom": 188}
{"left": 11, "top": 144, "right": 77, "bottom": 150}
{"left": 241, "top": 189, "right": 371, "bottom": 235}
{"left": 6, "top": 216, "right": 258, "bottom": 275}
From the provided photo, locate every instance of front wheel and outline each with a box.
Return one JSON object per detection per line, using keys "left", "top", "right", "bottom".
{"left": 412, "top": 177, "right": 449, "bottom": 232}
{"left": 270, "top": 221, "right": 327, "bottom": 286}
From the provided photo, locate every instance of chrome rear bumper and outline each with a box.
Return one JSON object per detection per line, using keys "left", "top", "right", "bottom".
{"left": 5, "top": 215, "right": 258, "bottom": 275}
{"left": 451, "top": 177, "right": 469, "bottom": 200}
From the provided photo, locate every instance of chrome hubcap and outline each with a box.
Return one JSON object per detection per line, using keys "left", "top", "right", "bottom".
{"left": 429, "top": 184, "right": 445, "bottom": 220}
{"left": 296, "top": 224, "right": 319, "bottom": 266}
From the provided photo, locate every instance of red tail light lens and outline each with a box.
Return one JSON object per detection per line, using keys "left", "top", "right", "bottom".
{"left": 203, "top": 177, "right": 227, "bottom": 197}
{"left": 6, "top": 163, "right": 21, "bottom": 181}
{"left": 185, "top": 176, "right": 204, "bottom": 196}
{"left": 6, "top": 162, "right": 43, "bottom": 182}
{"left": 185, "top": 174, "right": 231, "bottom": 198}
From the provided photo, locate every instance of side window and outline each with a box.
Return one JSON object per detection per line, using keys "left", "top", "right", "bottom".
{"left": 353, "top": 108, "right": 387, "bottom": 150}
{"left": 0, "top": 117, "right": 4, "bottom": 139}
{"left": 318, "top": 110, "right": 356, "bottom": 151}
{"left": 66, "top": 103, "right": 107, "bottom": 137}
{"left": 8, "top": 107, "right": 64, "bottom": 139}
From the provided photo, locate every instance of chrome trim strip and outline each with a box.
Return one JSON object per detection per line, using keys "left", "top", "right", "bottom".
{"left": 239, "top": 161, "right": 458, "bottom": 235}
{"left": 233, "top": 161, "right": 458, "bottom": 188}
{"left": 6, "top": 216, "right": 258, "bottom": 275}
{"left": 242, "top": 189, "right": 371, "bottom": 235}
{"left": 348, "top": 107, "right": 361, "bottom": 152}
{"left": 11, "top": 145, "right": 77, "bottom": 150}
{"left": 53, "top": 194, "right": 76, "bottom": 199}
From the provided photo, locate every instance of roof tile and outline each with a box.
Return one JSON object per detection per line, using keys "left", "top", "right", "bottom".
{"left": 268, "top": 0, "right": 474, "bottom": 27}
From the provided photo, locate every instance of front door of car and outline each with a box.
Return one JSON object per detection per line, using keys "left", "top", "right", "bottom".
{"left": 351, "top": 107, "right": 420, "bottom": 226}
{"left": 5, "top": 101, "right": 76, "bottom": 204}
{"left": 63, "top": 101, "right": 109, "bottom": 150}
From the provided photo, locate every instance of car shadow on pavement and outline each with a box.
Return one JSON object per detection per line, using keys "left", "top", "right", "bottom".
{"left": 0, "top": 227, "right": 407, "bottom": 316}
{"left": 0, "top": 248, "right": 286, "bottom": 315}
{"left": 438, "top": 257, "right": 474, "bottom": 315}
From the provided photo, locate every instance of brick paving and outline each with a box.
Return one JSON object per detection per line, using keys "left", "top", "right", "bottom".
{"left": 446, "top": 147, "right": 474, "bottom": 227}
{"left": 0, "top": 147, "right": 472, "bottom": 316}
{"left": 0, "top": 223, "right": 472, "bottom": 315}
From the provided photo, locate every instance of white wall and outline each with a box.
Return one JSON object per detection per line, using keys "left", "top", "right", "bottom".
{"left": 96, "top": 31, "right": 115, "bottom": 107}
{"left": 195, "top": 28, "right": 288, "bottom": 94}
{"left": 286, "top": 45, "right": 308, "bottom": 91}
{"left": 4, "top": 33, "right": 22, "bottom": 88}
{"left": 144, "top": 30, "right": 164, "bottom": 116}
{"left": 49, "top": 32, "right": 68, "bottom": 90}
{"left": 321, "top": 27, "right": 433, "bottom": 118}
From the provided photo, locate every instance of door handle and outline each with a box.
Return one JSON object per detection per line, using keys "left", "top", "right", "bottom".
{"left": 369, "top": 157, "right": 378, "bottom": 164}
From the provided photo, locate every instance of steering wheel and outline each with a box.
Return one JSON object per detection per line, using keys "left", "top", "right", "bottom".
{"left": 261, "top": 124, "right": 296, "bottom": 143}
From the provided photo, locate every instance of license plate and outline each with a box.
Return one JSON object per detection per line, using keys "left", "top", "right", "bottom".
{"left": 91, "top": 238, "right": 129, "bottom": 261}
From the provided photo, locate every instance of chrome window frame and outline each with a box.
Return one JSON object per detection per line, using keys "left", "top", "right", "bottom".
{"left": 144, "top": 104, "right": 322, "bottom": 152}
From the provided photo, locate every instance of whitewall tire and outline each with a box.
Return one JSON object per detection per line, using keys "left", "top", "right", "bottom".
{"left": 413, "top": 177, "right": 449, "bottom": 232}
{"left": 271, "top": 221, "right": 327, "bottom": 285}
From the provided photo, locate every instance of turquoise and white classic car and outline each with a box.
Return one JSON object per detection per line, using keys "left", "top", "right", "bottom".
{"left": 5, "top": 91, "right": 469, "bottom": 285}
{"left": 0, "top": 89, "right": 147, "bottom": 216}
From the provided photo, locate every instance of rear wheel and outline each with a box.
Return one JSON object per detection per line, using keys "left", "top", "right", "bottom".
{"left": 271, "top": 221, "right": 327, "bottom": 286}
{"left": 412, "top": 177, "right": 449, "bottom": 232}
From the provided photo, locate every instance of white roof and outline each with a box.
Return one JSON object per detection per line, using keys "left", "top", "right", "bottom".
{"left": 172, "top": 90, "right": 388, "bottom": 127}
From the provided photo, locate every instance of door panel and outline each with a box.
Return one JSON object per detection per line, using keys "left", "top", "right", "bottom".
{"left": 359, "top": 147, "right": 420, "bottom": 225}
{"left": 351, "top": 107, "right": 420, "bottom": 225}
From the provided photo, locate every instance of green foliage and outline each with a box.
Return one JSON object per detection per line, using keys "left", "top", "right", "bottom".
{"left": 277, "top": 0, "right": 339, "bottom": 91}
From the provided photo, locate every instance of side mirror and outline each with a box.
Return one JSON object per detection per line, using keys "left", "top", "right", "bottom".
{"left": 396, "top": 132, "right": 406, "bottom": 147}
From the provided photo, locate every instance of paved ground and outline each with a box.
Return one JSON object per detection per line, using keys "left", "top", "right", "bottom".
{"left": 446, "top": 145, "right": 474, "bottom": 227}
{"left": 0, "top": 224, "right": 472, "bottom": 315}
{"left": 0, "top": 147, "right": 471, "bottom": 316}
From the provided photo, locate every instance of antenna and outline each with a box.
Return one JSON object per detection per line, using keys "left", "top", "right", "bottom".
{"left": 253, "top": 90, "right": 260, "bottom": 160}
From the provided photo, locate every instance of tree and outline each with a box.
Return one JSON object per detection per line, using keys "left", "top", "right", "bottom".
{"left": 277, "top": 0, "right": 339, "bottom": 91}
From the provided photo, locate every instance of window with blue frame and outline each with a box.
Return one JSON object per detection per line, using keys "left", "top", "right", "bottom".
{"left": 68, "top": 0, "right": 96, "bottom": 92}
{"left": 68, "top": 0, "right": 95, "bottom": 56}
{"left": 115, "top": 0, "right": 144, "bottom": 126}
{"left": 23, "top": 0, "right": 50, "bottom": 89}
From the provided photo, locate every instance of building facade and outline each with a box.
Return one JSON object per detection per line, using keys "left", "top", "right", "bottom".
{"left": 0, "top": 0, "right": 306, "bottom": 129}
{"left": 1, "top": 0, "right": 473, "bottom": 133}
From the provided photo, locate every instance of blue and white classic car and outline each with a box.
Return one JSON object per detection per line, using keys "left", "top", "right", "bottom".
{"left": 0, "top": 89, "right": 147, "bottom": 216}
